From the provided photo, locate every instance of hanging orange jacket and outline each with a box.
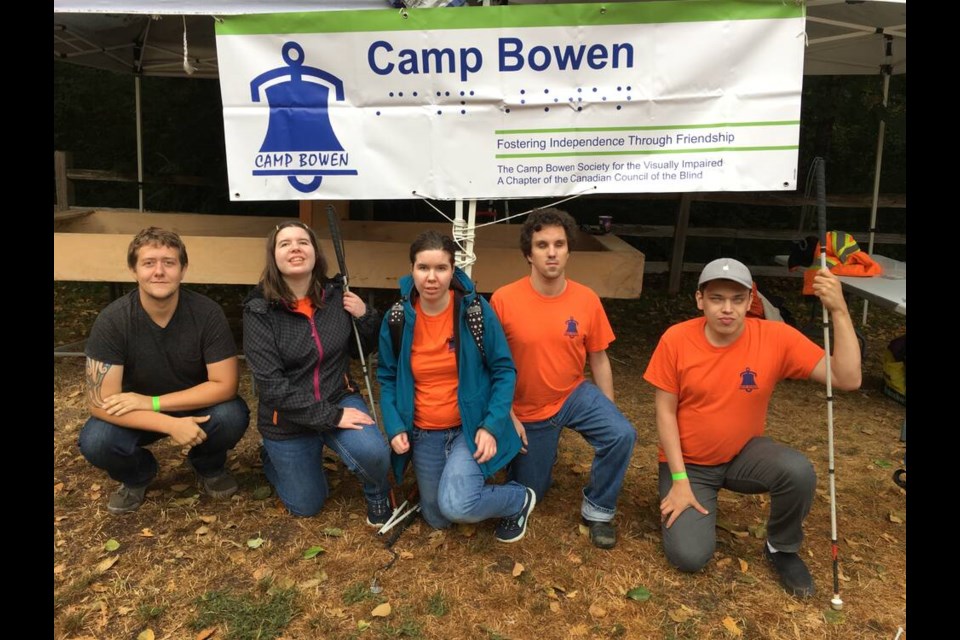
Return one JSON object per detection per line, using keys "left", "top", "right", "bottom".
{"left": 799, "top": 231, "right": 883, "bottom": 294}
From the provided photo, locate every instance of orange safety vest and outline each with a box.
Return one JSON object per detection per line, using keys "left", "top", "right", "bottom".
{"left": 801, "top": 231, "right": 883, "bottom": 294}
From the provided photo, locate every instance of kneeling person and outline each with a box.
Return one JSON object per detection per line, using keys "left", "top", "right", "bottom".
{"left": 79, "top": 227, "right": 250, "bottom": 515}
{"left": 643, "top": 258, "right": 861, "bottom": 597}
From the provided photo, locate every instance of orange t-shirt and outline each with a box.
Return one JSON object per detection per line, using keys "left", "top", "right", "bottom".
{"left": 643, "top": 317, "right": 824, "bottom": 466}
{"left": 411, "top": 293, "right": 460, "bottom": 429}
{"left": 491, "top": 277, "right": 615, "bottom": 422}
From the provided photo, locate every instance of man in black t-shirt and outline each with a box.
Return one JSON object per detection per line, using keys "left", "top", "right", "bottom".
{"left": 79, "top": 228, "right": 249, "bottom": 515}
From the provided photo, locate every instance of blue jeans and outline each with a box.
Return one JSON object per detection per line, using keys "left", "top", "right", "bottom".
{"left": 78, "top": 397, "right": 250, "bottom": 487}
{"left": 410, "top": 426, "right": 527, "bottom": 530}
{"left": 508, "top": 381, "right": 636, "bottom": 523}
{"left": 261, "top": 394, "right": 390, "bottom": 517}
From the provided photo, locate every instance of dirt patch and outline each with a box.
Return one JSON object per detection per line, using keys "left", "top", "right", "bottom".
{"left": 53, "top": 277, "right": 907, "bottom": 639}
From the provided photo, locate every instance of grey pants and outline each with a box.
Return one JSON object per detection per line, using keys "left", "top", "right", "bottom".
{"left": 658, "top": 436, "right": 816, "bottom": 573}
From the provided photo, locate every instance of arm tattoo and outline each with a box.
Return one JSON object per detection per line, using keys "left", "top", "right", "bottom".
{"left": 85, "top": 359, "right": 111, "bottom": 408}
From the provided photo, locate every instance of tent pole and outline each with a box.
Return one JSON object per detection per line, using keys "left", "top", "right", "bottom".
{"left": 463, "top": 199, "right": 477, "bottom": 278}
{"left": 861, "top": 38, "right": 893, "bottom": 326}
{"left": 135, "top": 73, "right": 145, "bottom": 212}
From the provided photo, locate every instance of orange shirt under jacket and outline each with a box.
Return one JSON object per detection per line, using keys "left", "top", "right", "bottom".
{"left": 643, "top": 317, "right": 823, "bottom": 466}
{"left": 411, "top": 293, "right": 460, "bottom": 429}
{"left": 491, "top": 277, "right": 615, "bottom": 422}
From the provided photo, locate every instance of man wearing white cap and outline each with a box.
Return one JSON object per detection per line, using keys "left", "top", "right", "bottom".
{"left": 643, "top": 258, "right": 861, "bottom": 597}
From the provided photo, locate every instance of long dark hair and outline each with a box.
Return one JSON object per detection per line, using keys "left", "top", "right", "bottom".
{"left": 259, "top": 220, "right": 329, "bottom": 307}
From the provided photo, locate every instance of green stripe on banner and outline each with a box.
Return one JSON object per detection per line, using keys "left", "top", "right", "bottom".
{"left": 495, "top": 145, "right": 799, "bottom": 159}
{"left": 495, "top": 121, "right": 801, "bottom": 135}
{"left": 216, "top": 1, "right": 802, "bottom": 36}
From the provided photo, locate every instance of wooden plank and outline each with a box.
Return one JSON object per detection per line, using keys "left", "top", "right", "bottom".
{"left": 668, "top": 194, "right": 692, "bottom": 294}
{"left": 54, "top": 151, "right": 74, "bottom": 211}
{"left": 645, "top": 261, "right": 803, "bottom": 278}
{"left": 614, "top": 224, "right": 906, "bottom": 245}
{"left": 65, "top": 168, "right": 215, "bottom": 187}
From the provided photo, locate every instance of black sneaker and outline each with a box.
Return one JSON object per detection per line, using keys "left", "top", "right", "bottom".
{"left": 764, "top": 545, "right": 816, "bottom": 597}
{"left": 366, "top": 498, "right": 392, "bottom": 527}
{"left": 582, "top": 517, "right": 617, "bottom": 549}
{"left": 495, "top": 487, "right": 537, "bottom": 543}
{"left": 107, "top": 483, "right": 148, "bottom": 515}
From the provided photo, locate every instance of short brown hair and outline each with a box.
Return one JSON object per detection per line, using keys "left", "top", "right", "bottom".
{"left": 520, "top": 208, "right": 578, "bottom": 258}
{"left": 127, "top": 227, "right": 188, "bottom": 269}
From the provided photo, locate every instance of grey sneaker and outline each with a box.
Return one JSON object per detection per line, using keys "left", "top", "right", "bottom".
{"left": 495, "top": 487, "right": 537, "bottom": 543}
{"left": 197, "top": 470, "right": 239, "bottom": 500}
{"left": 185, "top": 458, "right": 239, "bottom": 500}
{"left": 107, "top": 483, "right": 147, "bottom": 515}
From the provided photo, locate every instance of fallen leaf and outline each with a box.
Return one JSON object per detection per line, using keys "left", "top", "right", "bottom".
{"left": 172, "top": 496, "right": 199, "bottom": 507}
{"left": 104, "top": 539, "right": 120, "bottom": 552}
{"left": 512, "top": 562, "right": 524, "bottom": 577}
{"left": 889, "top": 512, "right": 904, "bottom": 524}
{"left": 117, "top": 605, "right": 134, "bottom": 615}
{"left": 56, "top": 515, "right": 68, "bottom": 522}
{"left": 371, "top": 603, "right": 392, "bottom": 617}
{"left": 91, "top": 483, "right": 101, "bottom": 491}
{"left": 860, "top": 428, "right": 875, "bottom": 435}
{"left": 303, "top": 546, "right": 325, "bottom": 559}
{"left": 880, "top": 533, "right": 898, "bottom": 543}
{"left": 549, "top": 601, "right": 561, "bottom": 613}
{"left": 731, "top": 530, "right": 750, "bottom": 539}
{"left": 873, "top": 459, "right": 892, "bottom": 469}
{"left": 722, "top": 616, "right": 743, "bottom": 637}
{"left": 170, "top": 484, "right": 191, "bottom": 492}
{"left": 626, "top": 587, "right": 651, "bottom": 602}
{"left": 195, "top": 628, "right": 217, "bottom": 640}
{"left": 247, "top": 537, "right": 265, "bottom": 549}
{"left": 252, "top": 486, "right": 272, "bottom": 500}
{"left": 54, "top": 563, "right": 66, "bottom": 575}
{"left": 95, "top": 556, "right": 119, "bottom": 573}
{"left": 137, "top": 630, "right": 155, "bottom": 640}
{"left": 195, "top": 526, "right": 210, "bottom": 536}
{"left": 328, "top": 608, "right": 347, "bottom": 618}
{"left": 738, "top": 558, "right": 749, "bottom": 573}
{"left": 252, "top": 567, "right": 273, "bottom": 581}
{"left": 199, "top": 515, "right": 218, "bottom": 524}
{"left": 716, "top": 557, "right": 732, "bottom": 569}
{"left": 357, "top": 620, "right": 371, "bottom": 631}
{"left": 54, "top": 482, "right": 64, "bottom": 494}
{"left": 545, "top": 587, "right": 558, "bottom": 600}
{"left": 140, "top": 528, "right": 155, "bottom": 538}
{"left": 850, "top": 554, "right": 863, "bottom": 562}
{"left": 668, "top": 605, "right": 695, "bottom": 623}
{"left": 578, "top": 524, "right": 590, "bottom": 536}
{"left": 588, "top": 603, "right": 607, "bottom": 618}
{"left": 399, "top": 551, "right": 414, "bottom": 559}
{"left": 322, "top": 527, "right": 343, "bottom": 537}
{"left": 566, "top": 553, "right": 583, "bottom": 565}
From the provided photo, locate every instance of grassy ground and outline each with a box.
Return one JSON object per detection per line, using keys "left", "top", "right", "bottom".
{"left": 53, "top": 275, "right": 907, "bottom": 640}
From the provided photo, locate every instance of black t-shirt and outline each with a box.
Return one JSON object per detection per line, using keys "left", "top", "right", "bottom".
{"left": 85, "top": 288, "right": 237, "bottom": 396}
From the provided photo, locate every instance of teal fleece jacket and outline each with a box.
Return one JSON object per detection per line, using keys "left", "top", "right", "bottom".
{"left": 377, "top": 267, "right": 521, "bottom": 483}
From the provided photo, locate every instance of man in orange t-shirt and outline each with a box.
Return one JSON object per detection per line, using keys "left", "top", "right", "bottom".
{"left": 491, "top": 209, "right": 637, "bottom": 549}
{"left": 643, "top": 258, "right": 862, "bottom": 597}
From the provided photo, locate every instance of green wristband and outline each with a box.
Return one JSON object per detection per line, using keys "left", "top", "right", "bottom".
{"left": 671, "top": 471, "right": 688, "bottom": 481}
{"left": 152, "top": 396, "right": 161, "bottom": 412}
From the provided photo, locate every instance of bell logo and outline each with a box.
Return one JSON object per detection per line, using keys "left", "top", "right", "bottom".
{"left": 250, "top": 42, "right": 357, "bottom": 193}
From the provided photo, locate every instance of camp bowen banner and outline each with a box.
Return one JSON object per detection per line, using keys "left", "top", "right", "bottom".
{"left": 215, "top": 1, "right": 805, "bottom": 201}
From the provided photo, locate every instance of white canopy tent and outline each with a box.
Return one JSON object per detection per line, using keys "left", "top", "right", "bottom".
{"left": 55, "top": 1, "right": 905, "bottom": 280}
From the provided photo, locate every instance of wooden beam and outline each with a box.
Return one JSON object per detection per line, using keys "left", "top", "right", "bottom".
{"left": 54, "top": 151, "right": 74, "bottom": 211}
{"left": 614, "top": 224, "right": 906, "bottom": 245}
{"left": 668, "top": 194, "right": 692, "bottom": 294}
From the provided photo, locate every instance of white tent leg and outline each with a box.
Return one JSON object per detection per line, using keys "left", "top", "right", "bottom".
{"left": 452, "top": 199, "right": 478, "bottom": 277}
{"left": 861, "top": 42, "right": 893, "bottom": 326}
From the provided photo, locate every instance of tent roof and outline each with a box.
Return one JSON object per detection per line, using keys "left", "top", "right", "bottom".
{"left": 54, "top": 0, "right": 905, "bottom": 79}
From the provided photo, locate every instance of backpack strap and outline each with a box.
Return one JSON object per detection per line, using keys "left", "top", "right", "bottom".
{"left": 465, "top": 297, "right": 486, "bottom": 363}
{"left": 387, "top": 298, "right": 405, "bottom": 356}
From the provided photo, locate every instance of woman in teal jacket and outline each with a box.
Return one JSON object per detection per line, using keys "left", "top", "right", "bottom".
{"left": 378, "top": 231, "right": 536, "bottom": 543}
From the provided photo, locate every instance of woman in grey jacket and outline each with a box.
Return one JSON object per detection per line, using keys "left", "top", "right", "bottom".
{"left": 243, "top": 221, "right": 391, "bottom": 525}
